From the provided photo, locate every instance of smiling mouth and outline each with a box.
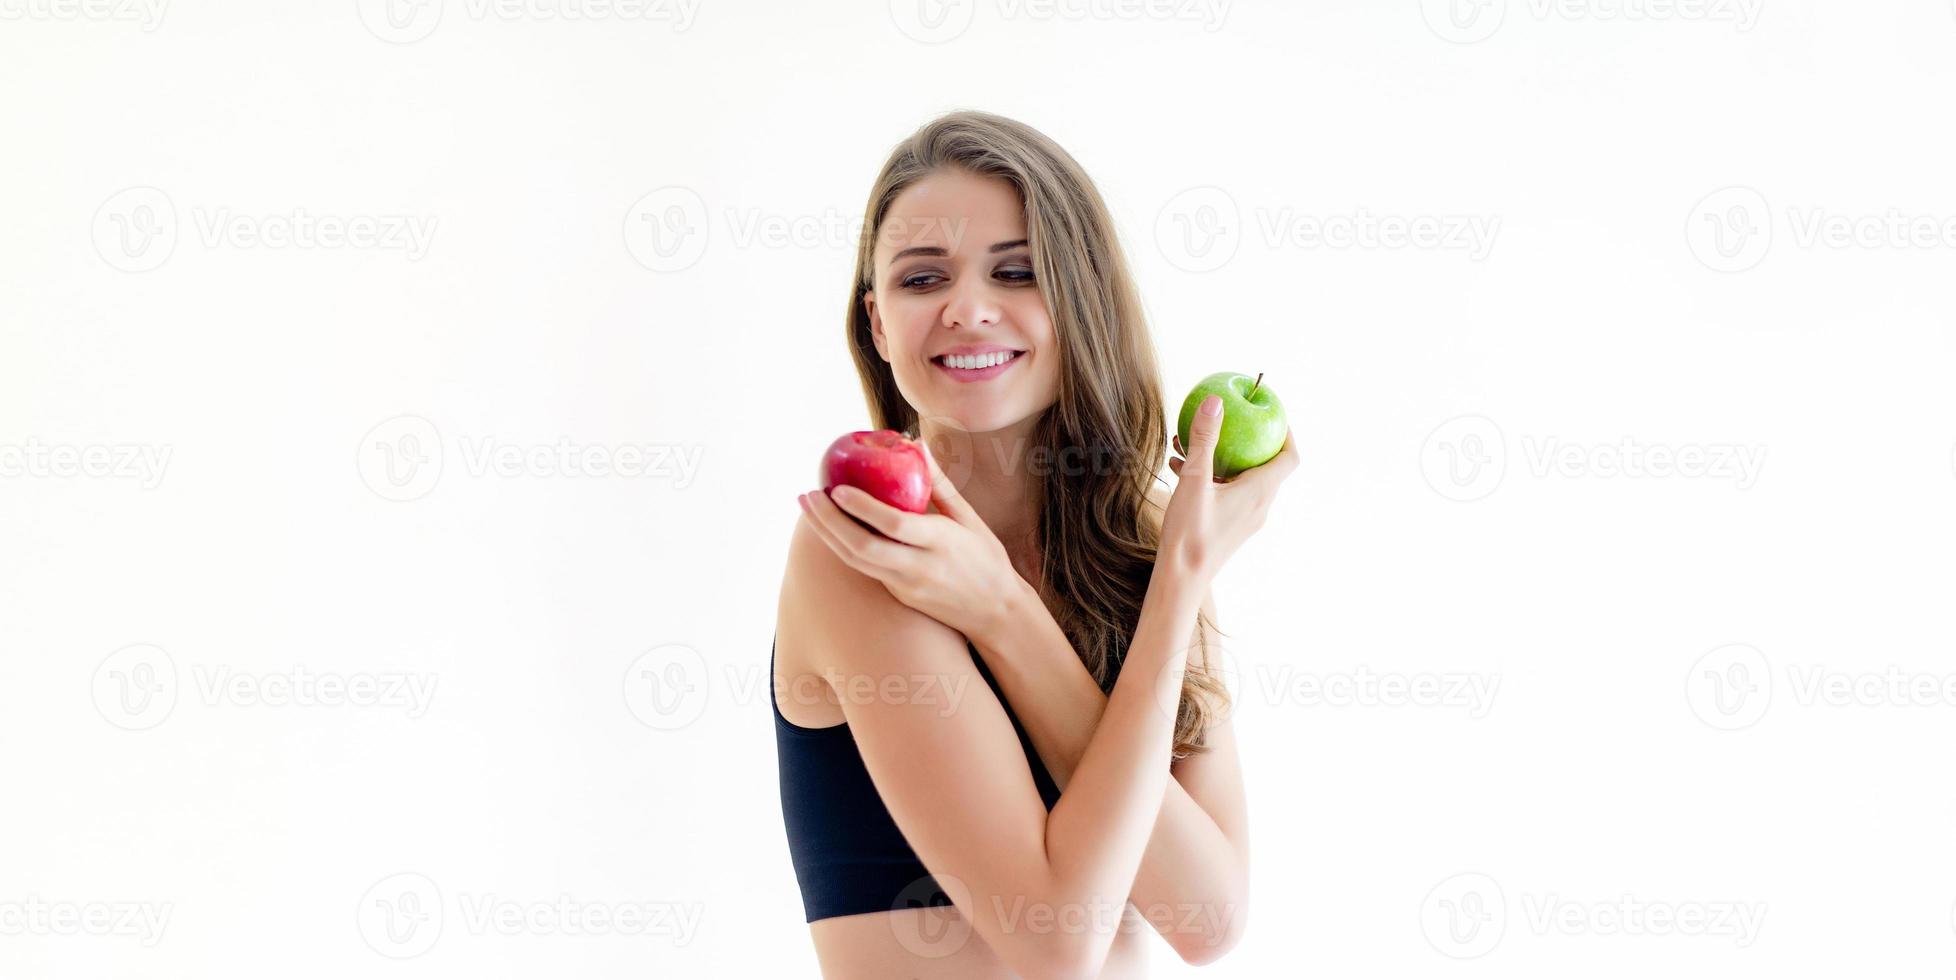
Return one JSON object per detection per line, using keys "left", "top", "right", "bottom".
{"left": 932, "top": 350, "right": 1025, "bottom": 370}
{"left": 931, "top": 349, "right": 1026, "bottom": 382}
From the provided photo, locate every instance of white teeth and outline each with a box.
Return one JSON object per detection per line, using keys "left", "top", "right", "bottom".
{"left": 943, "top": 351, "right": 1016, "bottom": 370}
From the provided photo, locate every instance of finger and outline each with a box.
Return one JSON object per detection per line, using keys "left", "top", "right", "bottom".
{"left": 1167, "top": 456, "right": 1182, "bottom": 478}
{"left": 1180, "top": 394, "right": 1224, "bottom": 485}
{"left": 829, "top": 484, "right": 930, "bottom": 545}
{"left": 1238, "top": 428, "right": 1299, "bottom": 483}
{"left": 798, "top": 498, "right": 880, "bottom": 579}
{"left": 1228, "top": 429, "right": 1300, "bottom": 505}
{"left": 920, "top": 440, "right": 982, "bottom": 527}
{"left": 1270, "top": 427, "right": 1300, "bottom": 477}
{"left": 802, "top": 491, "right": 912, "bottom": 571}
{"left": 1172, "top": 433, "right": 1184, "bottom": 459}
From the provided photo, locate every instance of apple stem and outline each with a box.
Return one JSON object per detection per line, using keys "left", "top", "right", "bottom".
{"left": 1247, "top": 372, "right": 1263, "bottom": 400}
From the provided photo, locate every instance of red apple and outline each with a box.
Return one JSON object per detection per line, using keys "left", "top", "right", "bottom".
{"left": 819, "top": 430, "right": 932, "bottom": 514}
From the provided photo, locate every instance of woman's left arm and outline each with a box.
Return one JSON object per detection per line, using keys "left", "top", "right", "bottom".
{"left": 805, "top": 448, "right": 1276, "bottom": 965}
{"left": 972, "top": 584, "right": 1249, "bottom": 966}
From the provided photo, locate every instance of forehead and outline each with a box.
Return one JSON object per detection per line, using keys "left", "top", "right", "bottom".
{"left": 877, "top": 170, "right": 1026, "bottom": 257}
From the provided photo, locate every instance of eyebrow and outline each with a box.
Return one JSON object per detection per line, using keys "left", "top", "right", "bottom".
{"left": 887, "top": 239, "right": 1030, "bottom": 263}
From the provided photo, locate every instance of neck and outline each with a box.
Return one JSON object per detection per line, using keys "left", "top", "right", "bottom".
{"left": 919, "top": 412, "right": 1044, "bottom": 573}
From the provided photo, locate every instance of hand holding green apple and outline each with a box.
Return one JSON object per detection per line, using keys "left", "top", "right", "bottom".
{"left": 1176, "top": 371, "right": 1288, "bottom": 479}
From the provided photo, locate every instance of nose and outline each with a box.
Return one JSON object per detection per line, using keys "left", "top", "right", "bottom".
{"left": 943, "top": 276, "right": 1002, "bottom": 330}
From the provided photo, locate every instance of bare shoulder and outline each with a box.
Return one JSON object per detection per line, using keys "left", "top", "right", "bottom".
{"left": 776, "top": 515, "right": 968, "bottom": 680}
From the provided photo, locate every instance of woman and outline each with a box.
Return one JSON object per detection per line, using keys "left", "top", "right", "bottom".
{"left": 774, "top": 110, "right": 1297, "bottom": 979}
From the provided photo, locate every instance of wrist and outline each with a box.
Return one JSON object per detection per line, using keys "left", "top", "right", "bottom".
{"left": 973, "top": 574, "right": 1042, "bottom": 650}
{"left": 1148, "top": 548, "right": 1209, "bottom": 611}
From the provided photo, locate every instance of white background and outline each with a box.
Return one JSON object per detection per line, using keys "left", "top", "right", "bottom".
{"left": 4, "top": 0, "right": 1954, "bottom": 976}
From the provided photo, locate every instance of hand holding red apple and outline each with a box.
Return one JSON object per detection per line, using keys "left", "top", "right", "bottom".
{"left": 819, "top": 429, "right": 933, "bottom": 514}
{"left": 798, "top": 435, "right": 1029, "bottom": 648}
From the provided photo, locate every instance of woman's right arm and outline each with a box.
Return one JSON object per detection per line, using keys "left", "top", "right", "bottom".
{"left": 779, "top": 397, "right": 1273, "bottom": 980}
{"left": 780, "top": 517, "right": 1204, "bottom": 980}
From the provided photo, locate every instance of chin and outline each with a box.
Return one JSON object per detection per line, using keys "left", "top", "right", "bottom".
{"left": 918, "top": 401, "right": 1039, "bottom": 437}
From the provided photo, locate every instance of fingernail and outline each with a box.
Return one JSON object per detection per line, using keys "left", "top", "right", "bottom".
{"left": 1200, "top": 395, "right": 1221, "bottom": 417}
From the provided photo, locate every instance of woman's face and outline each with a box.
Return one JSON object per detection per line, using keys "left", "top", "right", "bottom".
{"left": 864, "top": 169, "right": 1060, "bottom": 437}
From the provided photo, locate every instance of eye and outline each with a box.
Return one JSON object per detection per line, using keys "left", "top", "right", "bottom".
{"left": 898, "top": 265, "right": 1035, "bottom": 290}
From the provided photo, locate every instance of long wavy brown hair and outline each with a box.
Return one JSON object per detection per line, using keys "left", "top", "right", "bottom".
{"left": 845, "top": 109, "right": 1228, "bottom": 758}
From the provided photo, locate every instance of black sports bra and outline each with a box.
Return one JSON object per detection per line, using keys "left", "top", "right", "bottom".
{"left": 772, "top": 634, "right": 1064, "bottom": 923}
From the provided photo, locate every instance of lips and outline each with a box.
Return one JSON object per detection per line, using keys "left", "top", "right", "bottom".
{"left": 932, "top": 349, "right": 1026, "bottom": 382}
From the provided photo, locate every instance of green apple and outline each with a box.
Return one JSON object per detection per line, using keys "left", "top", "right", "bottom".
{"left": 1177, "top": 372, "right": 1287, "bottom": 479}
